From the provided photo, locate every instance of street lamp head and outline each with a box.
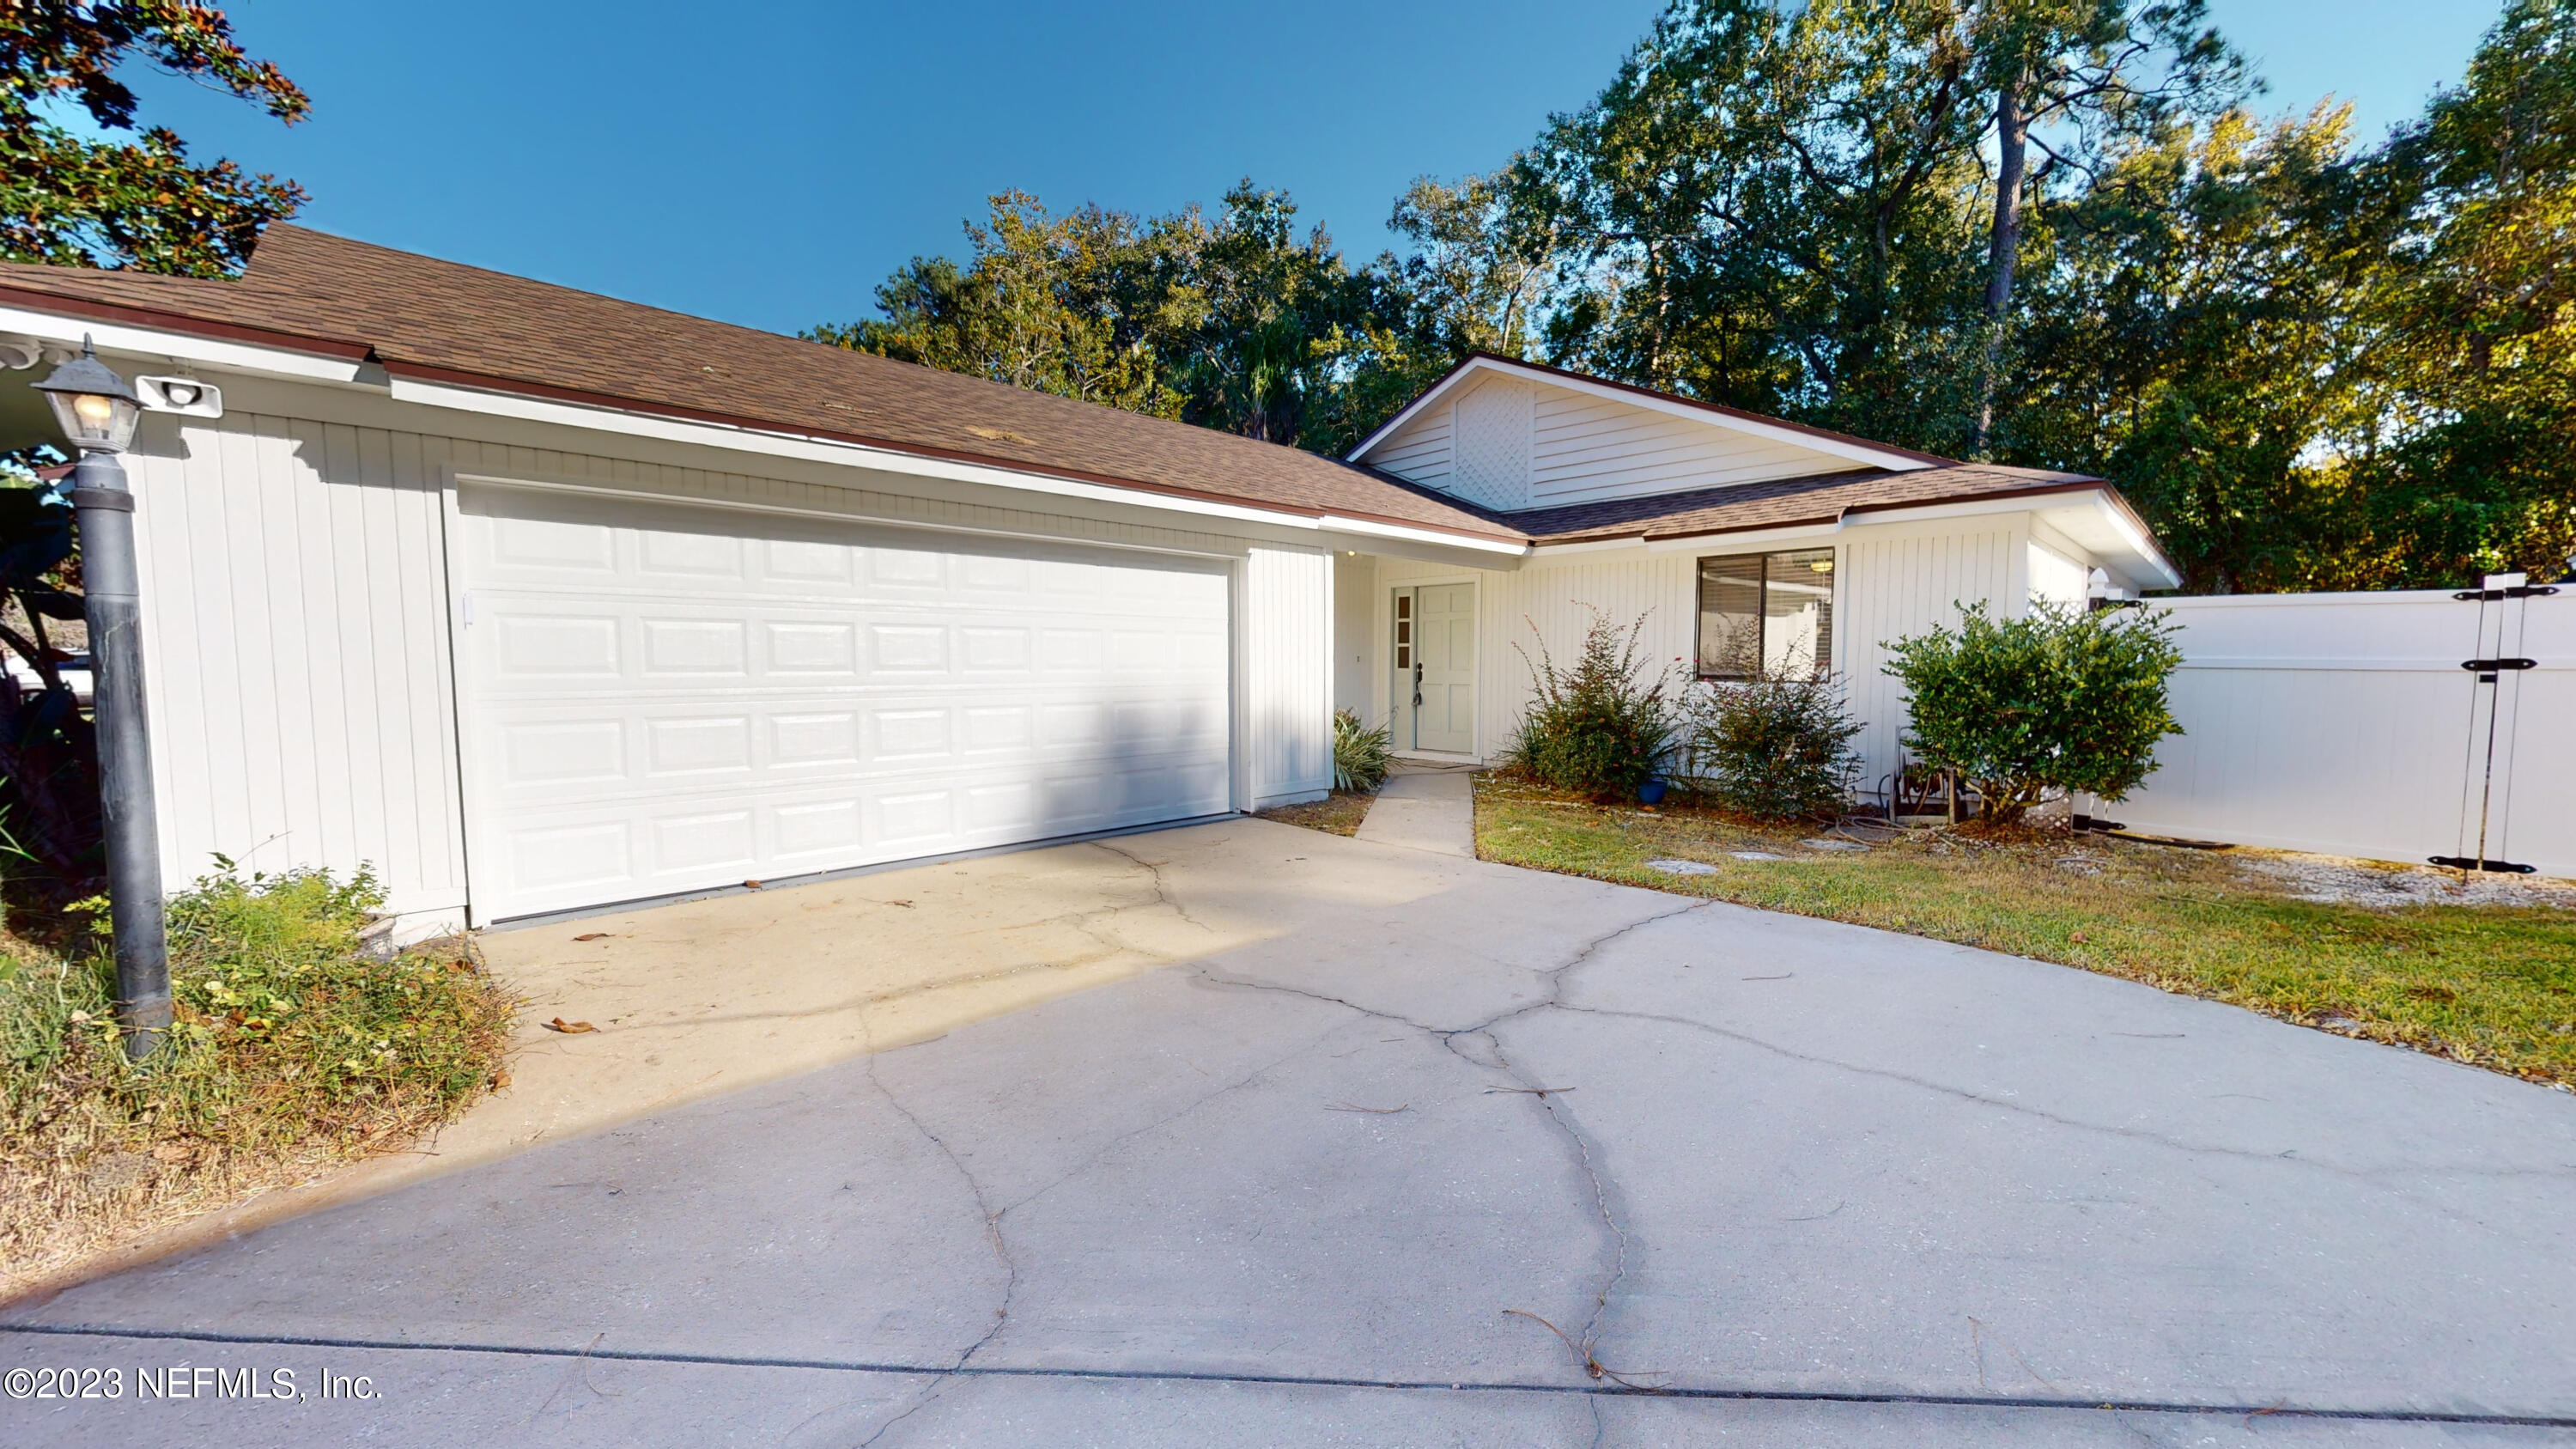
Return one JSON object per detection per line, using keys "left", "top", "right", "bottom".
{"left": 33, "top": 337, "right": 142, "bottom": 454}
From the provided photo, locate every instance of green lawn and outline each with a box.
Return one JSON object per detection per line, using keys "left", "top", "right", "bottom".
{"left": 1474, "top": 776, "right": 2576, "bottom": 1088}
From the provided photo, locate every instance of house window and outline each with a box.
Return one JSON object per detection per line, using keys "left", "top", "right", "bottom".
{"left": 1393, "top": 591, "right": 1413, "bottom": 670}
{"left": 1697, "top": 548, "right": 1836, "bottom": 679}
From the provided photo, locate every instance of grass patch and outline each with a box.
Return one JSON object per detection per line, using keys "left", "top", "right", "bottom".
{"left": 1256, "top": 789, "right": 1376, "bottom": 837}
{"left": 2, "top": 866, "right": 514, "bottom": 1288}
{"left": 1474, "top": 775, "right": 2576, "bottom": 1087}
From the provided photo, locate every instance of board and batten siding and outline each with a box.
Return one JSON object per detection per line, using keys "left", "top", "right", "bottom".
{"left": 124, "top": 402, "right": 1320, "bottom": 929}
{"left": 1242, "top": 545, "right": 1334, "bottom": 807}
{"left": 1838, "top": 527, "right": 2019, "bottom": 798}
{"left": 127, "top": 413, "right": 465, "bottom": 921}
{"left": 1363, "top": 517, "right": 2029, "bottom": 803}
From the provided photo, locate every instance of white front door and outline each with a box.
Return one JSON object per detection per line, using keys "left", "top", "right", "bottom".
{"left": 455, "top": 484, "right": 1233, "bottom": 922}
{"left": 1394, "top": 583, "right": 1475, "bottom": 754}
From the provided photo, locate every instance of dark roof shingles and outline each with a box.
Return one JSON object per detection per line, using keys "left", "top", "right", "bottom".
{"left": 0, "top": 228, "right": 1516, "bottom": 539}
{"left": 1500, "top": 463, "right": 2105, "bottom": 545}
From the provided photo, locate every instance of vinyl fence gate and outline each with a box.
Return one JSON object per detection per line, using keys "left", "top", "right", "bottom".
{"left": 2098, "top": 574, "right": 2572, "bottom": 881}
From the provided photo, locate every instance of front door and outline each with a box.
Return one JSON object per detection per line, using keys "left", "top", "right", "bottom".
{"left": 1394, "top": 583, "right": 1475, "bottom": 753}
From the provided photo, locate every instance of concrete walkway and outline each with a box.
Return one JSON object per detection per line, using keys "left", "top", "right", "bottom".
{"left": 1352, "top": 761, "right": 1477, "bottom": 856}
{"left": 7, "top": 817, "right": 2574, "bottom": 1446}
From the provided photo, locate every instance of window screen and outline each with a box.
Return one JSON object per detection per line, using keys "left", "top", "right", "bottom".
{"left": 1696, "top": 549, "right": 1835, "bottom": 679}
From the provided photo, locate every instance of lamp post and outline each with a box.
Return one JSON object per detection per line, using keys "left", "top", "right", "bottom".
{"left": 33, "top": 339, "right": 167, "bottom": 1061}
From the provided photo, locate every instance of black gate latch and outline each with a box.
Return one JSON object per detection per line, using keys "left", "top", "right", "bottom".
{"left": 2462, "top": 658, "right": 2537, "bottom": 678}
{"left": 2454, "top": 585, "right": 2561, "bottom": 600}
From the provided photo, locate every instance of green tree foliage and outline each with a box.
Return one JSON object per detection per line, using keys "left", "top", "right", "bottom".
{"left": 825, "top": 0, "right": 2570, "bottom": 590}
{"left": 1, "top": 1, "right": 310, "bottom": 276}
{"left": 2342, "top": 0, "right": 2576, "bottom": 586}
{"left": 1884, "top": 601, "right": 2184, "bottom": 822}
{"left": 809, "top": 183, "right": 1454, "bottom": 455}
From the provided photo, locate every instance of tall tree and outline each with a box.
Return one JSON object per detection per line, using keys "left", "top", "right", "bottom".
{"left": 811, "top": 183, "right": 1406, "bottom": 454}
{"left": 1960, "top": 0, "right": 2242, "bottom": 453}
{"left": 2344, "top": 0, "right": 2576, "bottom": 584}
{"left": 1, "top": 1, "right": 310, "bottom": 276}
{"left": 807, "top": 193, "right": 1185, "bottom": 418}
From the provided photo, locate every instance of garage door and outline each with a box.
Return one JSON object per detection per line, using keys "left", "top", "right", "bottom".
{"left": 456, "top": 485, "right": 1232, "bottom": 921}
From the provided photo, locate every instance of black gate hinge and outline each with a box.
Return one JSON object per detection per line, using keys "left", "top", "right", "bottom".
{"left": 2462, "top": 658, "right": 2537, "bottom": 673}
{"left": 2428, "top": 855, "right": 2537, "bottom": 874}
{"left": 2455, "top": 585, "right": 2561, "bottom": 600}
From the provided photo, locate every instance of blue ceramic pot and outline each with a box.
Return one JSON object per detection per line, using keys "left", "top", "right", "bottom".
{"left": 1637, "top": 777, "right": 1668, "bottom": 806}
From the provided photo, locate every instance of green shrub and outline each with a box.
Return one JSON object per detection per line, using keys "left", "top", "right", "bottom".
{"left": 1332, "top": 709, "right": 1392, "bottom": 792}
{"left": 1883, "top": 601, "right": 2184, "bottom": 824}
{"left": 1681, "top": 673, "right": 1865, "bottom": 821}
{"left": 1499, "top": 607, "right": 1680, "bottom": 801}
{"left": 3, "top": 863, "right": 513, "bottom": 1276}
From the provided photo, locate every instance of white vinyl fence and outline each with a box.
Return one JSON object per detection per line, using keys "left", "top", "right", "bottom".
{"left": 2099, "top": 580, "right": 2573, "bottom": 880}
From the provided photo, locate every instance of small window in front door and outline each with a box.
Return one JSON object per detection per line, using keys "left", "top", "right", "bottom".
{"left": 1394, "top": 591, "right": 1413, "bottom": 669}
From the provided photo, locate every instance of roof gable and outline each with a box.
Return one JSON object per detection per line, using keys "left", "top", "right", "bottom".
{"left": 1351, "top": 355, "right": 1942, "bottom": 513}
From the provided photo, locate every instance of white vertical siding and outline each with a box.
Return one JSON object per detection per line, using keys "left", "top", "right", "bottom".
{"left": 1244, "top": 545, "right": 1334, "bottom": 805}
{"left": 1839, "top": 527, "right": 2016, "bottom": 801}
{"left": 129, "top": 412, "right": 465, "bottom": 917}
{"left": 125, "top": 399, "right": 1271, "bottom": 925}
{"left": 1369, "top": 520, "right": 2022, "bottom": 801}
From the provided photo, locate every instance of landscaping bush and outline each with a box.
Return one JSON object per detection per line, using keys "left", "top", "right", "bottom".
{"left": 1883, "top": 601, "right": 2184, "bottom": 825}
{"left": 1498, "top": 606, "right": 1680, "bottom": 801}
{"left": 1680, "top": 673, "right": 1865, "bottom": 821}
{"left": 2, "top": 862, "right": 513, "bottom": 1283}
{"left": 1332, "top": 708, "right": 1391, "bottom": 792}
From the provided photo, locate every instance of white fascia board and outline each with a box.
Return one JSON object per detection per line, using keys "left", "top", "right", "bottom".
{"left": 392, "top": 374, "right": 1526, "bottom": 557}
{"left": 0, "top": 303, "right": 366, "bottom": 384}
{"left": 2087, "top": 491, "right": 2184, "bottom": 589}
{"left": 1351, "top": 356, "right": 1935, "bottom": 473}
{"left": 1317, "top": 513, "right": 1525, "bottom": 557}
{"left": 1533, "top": 487, "right": 2180, "bottom": 574}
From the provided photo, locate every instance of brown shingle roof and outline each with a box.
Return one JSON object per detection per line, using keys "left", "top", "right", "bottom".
{"left": 1504, "top": 463, "right": 2113, "bottom": 545}
{"left": 0, "top": 226, "right": 1520, "bottom": 542}
{"left": 0, "top": 229, "right": 2152, "bottom": 557}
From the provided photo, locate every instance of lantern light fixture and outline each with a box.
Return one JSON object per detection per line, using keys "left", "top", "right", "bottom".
{"left": 33, "top": 338, "right": 143, "bottom": 454}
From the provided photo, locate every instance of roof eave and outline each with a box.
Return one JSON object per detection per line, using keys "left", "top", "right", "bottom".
{"left": 0, "top": 282, "right": 1526, "bottom": 551}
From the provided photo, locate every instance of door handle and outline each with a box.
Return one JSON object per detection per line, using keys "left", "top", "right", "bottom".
{"left": 1412, "top": 660, "right": 1423, "bottom": 708}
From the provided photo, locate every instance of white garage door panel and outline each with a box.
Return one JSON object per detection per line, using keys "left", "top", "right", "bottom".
{"left": 459, "top": 490, "right": 1232, "bottom": 920}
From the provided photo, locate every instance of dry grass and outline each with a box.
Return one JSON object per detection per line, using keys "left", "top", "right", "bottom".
{"left": 2, "top": 868, "right": 514, "bottom": 1292}
{"left": 1475, "top": 775, "right": 2576, "bottom": 1088}
{"left": 1256, "top": 789, "right": 1377, "bottom": 837}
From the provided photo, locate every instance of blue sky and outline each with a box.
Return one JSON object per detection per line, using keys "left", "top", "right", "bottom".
{"left": 119, "top": 1, "right": 2500, "bottom": 337}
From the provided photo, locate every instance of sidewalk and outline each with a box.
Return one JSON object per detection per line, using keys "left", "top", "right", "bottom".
{"left": 1352, "top": 762, "right": 1477, "bottom": 856}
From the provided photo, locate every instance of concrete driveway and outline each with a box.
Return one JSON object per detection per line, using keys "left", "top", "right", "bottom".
{"left": 6, "top": 816, "right": 2574, "bottom": 1446}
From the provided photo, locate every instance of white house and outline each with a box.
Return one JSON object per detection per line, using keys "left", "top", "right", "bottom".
{"left": 0, "top": 229, "right": 2177, "bottom": 936}
{"left": 1336, "top": 356, "right": 2178, "bottom": 788}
